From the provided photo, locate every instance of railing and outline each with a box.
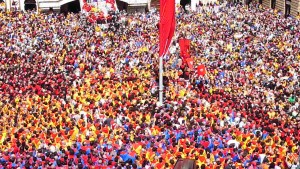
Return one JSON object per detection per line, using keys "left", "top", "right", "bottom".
{"left": 38, "top": 0, "right": 77, "bottom": 8}
{"left": 121, "top": 0, "right": 148, "bottom": 3}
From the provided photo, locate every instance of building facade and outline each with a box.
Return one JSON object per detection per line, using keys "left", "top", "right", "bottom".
{"left": 291, "top": 0, "right": 300, "bottom": 16}
{"left": 3, "top": 0, "right": 84, "bottom": 12}
{"left": 3, "top": 0, "right": 299, "bottom": 16}
{"left": 2, "top": 0, "right": 214, "bottom": 13}
{"left": 260, "top": 0, "right": 300, "bottom": 17}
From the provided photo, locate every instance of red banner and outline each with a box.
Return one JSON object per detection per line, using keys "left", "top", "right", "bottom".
{"left": 179, "top": 39, "right": 190, "bottom": 60}
{"left": 83, "top": 3, "right": 92, "bottom": 12}
{"left": 159, "top": 0, "right": 176, "bottom": 57}
{"left": 186, "top": 58, "right": 194, "bottom": 70}
{"left": 106, "top": 0, "right": 114, "bottom": 4}
{"left": 106, "top": 0, "right": 116, "bottom": 10}
{"left": 197, "top": 64, "right": 206, "bottom": 77}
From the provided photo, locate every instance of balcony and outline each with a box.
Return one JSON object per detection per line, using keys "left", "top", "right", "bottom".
{"left": 38, "top": 0, "right": 78, "bottom": 9}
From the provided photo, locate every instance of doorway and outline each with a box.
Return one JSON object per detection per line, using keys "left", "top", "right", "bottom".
{"left": 271, "top": 0, "right": 276, "bottom": 9}
{"left": 180, "top": 0, "right": 191, "bottom": 12}
{"left": 116, "top": 0, "right": 128, "bottom": 11}
{"left": 60, "top": 0, "right": 80, "bottom": 14}
{"left": 285, "top": 0, "right": 291, "bottom": 17}
{"left": 24, "top": 0, "right": 36, "bottom": 11}
{"left": 67, "top": 0, "right": 80, "bottom": 13}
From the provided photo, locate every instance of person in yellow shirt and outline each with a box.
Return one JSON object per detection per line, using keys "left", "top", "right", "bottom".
{"left": 295, "top": 12, "right": 300, "bottom": 19}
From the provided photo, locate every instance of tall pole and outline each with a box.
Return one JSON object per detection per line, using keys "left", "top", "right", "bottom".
{"left": 19, "top": 0, "right": 21, "bottom": 11}
{"left": 9, "top": 0, "right": 11, "bottom": 11}
{"left": 4, "top": 0, "right": 6, "bottom": 12}
{"left": 159, "top": 55, "right": 163, "bottom": 105}
{"left": 5, "top": 0, "right": 10, "bottom": 11}
{"left": 36, "top": 0, "right": 39, "bottom": 14}
{"left": 159, "top": 0, "right": 175, "bottom": 106}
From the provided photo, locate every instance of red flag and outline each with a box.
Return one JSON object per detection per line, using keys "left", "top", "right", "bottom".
{"left": 83, "top": 4, "right": 92, "bottom": 12}
{"left": 197, "top": 64, "right": 206, "bottom": 77}
{"left": 106, "top": 0, "right": 116, "bottom": 10}
{"left": 179, "top": 39, "right": 190, "bottom": 59}
{"left": 159, "top": 0, "right": 176, "bottom": 57}
{"left": 106, "top": 0, "right": 114, "bottom": 4}
{"left": 89, "top": 14, "right": 96, "bottom": 23}
{"left": 186, "top": 58, "right": 194, "bottom": 70}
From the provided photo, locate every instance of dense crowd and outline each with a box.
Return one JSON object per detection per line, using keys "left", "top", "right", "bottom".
{"left": 0, "top": 1, "right": 300, "bottom": 169}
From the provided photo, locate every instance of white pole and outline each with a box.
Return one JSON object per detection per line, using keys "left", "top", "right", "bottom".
{"left": 191, "top": 0, "right": 197, "bottom": 11}
{"left": 159, "top": 56, "right": 163, "bottom": 105}
{"left": 159, "top": 37, "right": 172, "bottom": 106}
{"left": 36, "top": 0, "right": 38, "bottom": 13}
{"left": 5, "top": 0, "right": 11, "bottom": 11}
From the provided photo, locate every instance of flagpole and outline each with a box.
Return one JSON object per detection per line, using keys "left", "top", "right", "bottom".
{"left": 159, "top": 55, "right": 163, "bottom": 105}
{"left": 159, "top": 38, "right": 173, "bottom": 106}
{"left": 159, "top": 0, "right": 175, "bottom": 106}
{"left": 36, "top": 0, "right": 39, "bottom": 14}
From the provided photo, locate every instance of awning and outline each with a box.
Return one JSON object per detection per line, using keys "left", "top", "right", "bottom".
{"left": 119, "top": 0, "right": 148, "bottom": 4}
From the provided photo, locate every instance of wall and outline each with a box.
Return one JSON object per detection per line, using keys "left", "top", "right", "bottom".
{"left": 38, "top": 0, "right": 75, "bottom": 10}
{"left": 262, "top": 0, "right": 270, "bottom": 8}
{"left": 261, "top": 0, "right": 300, "bottom": 17}
{"left": 275, "top": 0, "right": 285, "bottom": 12}
{"left": 291, "top": 0, "right": 299, "bottom": 16}
{"left": 4, "top": 0, "right": 78, "bottom": 11}
{"left": 199, "top": 0, "right": 217, "bottom": 4}
{"left": 127, "top": 4, "right": 146, "bottom": 13}
{"left": 298, "top": 0, "right": 300, "bottom": 15}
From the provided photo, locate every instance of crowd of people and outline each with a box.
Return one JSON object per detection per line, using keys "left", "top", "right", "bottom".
{"left": 0, "top": 2, "right": 5, "bottom": 11}
{"left": 0, "top": 1, "right": 300, "bottom": 169}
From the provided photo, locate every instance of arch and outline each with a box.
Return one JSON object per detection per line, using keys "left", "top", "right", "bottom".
{"left": 60, "top": 0, "right": 81, "bottom": 14}
{"left": 24, "top": 0, "right": 36, "bottom": 10}
{"left": 180, "top": 0, "right": 191, "bottom": 11}
{"left": 116, "top": 0, "right": 128, "bottom": 11}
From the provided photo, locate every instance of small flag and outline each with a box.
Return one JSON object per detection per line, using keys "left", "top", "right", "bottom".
{"left": 179, "top": 39, "right": 191, "bottom": 59}
{"left": 186, "top": 58, "right": 194, "bottom": 70}
{"left": 197, "top": 64, "right": 206, "bottom": 77}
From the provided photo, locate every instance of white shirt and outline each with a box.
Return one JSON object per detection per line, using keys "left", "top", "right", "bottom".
{"left": 259, "top": 154, "right": 266, "bottom": 163}
{"left": 220, "top": 120, "right": 225, "bottom": 127}
{"left": 227, "top": 139, "right": 240, "bottom": 148}
{"left": 178, "top": 117, "right": 184, "bottom": 125}
{"left": 239, "top": 121, "right": 246, "bottom": 128}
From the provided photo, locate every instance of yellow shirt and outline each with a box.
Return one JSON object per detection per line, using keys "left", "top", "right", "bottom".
{"left": 0, "top": 132, "right": 7, "bottom": 144}
{"left": 95, "top": 26, "right": 101, "bottom": 32}
{"left": 179, "top": 89, "right": 185, "bottom": 98}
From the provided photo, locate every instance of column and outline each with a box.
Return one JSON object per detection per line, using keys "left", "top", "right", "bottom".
{"left": 5, "top": 0, "right": 11, "bottom": 11}
{"left": 19, "top": 0, "right": 24, "bottom": 11}
{"left": 191, "top": 0, "right": 197, "bottom": 10}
